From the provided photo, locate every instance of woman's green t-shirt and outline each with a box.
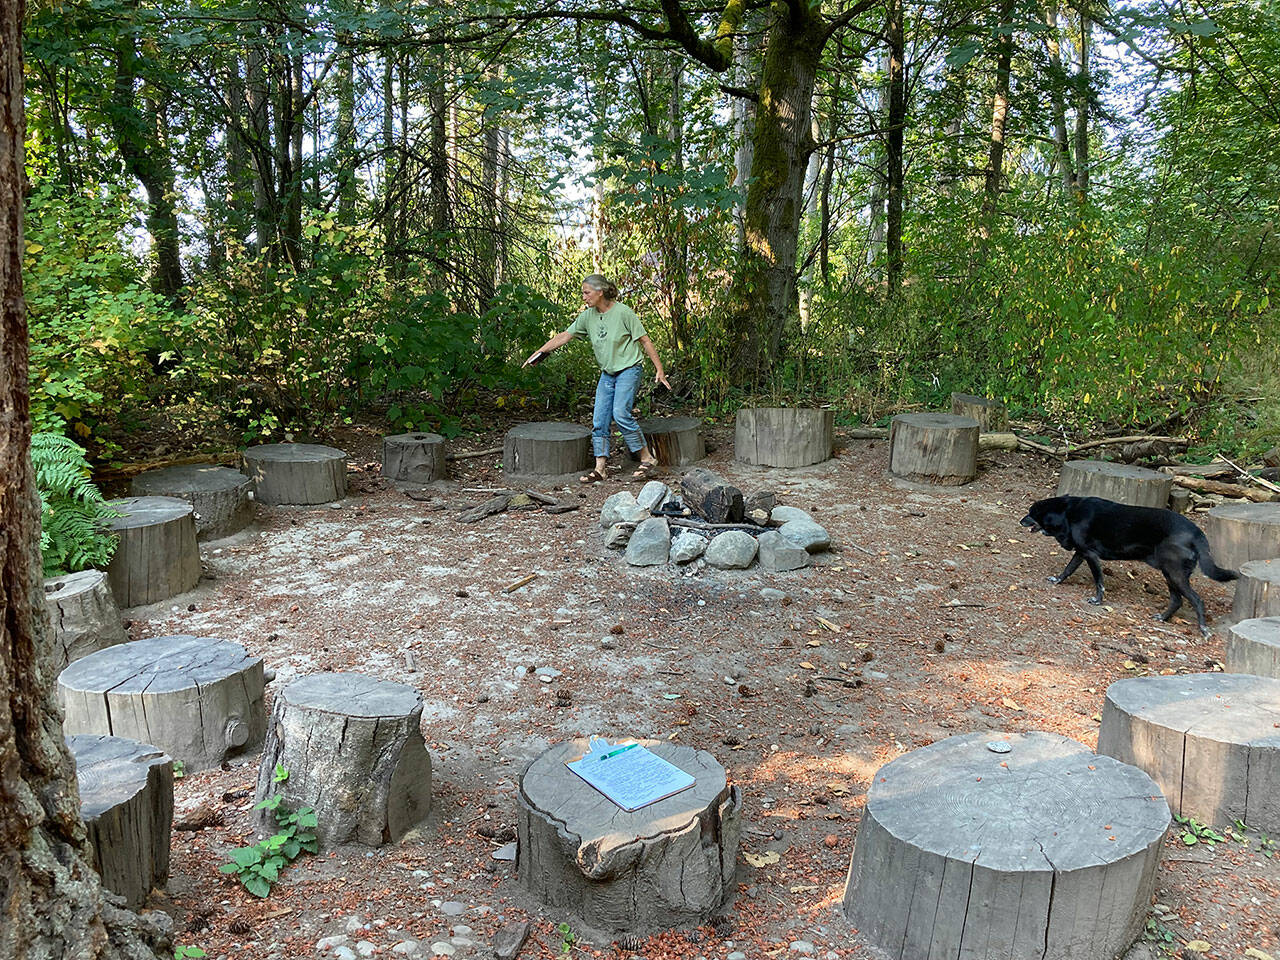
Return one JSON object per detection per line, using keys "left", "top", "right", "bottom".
{"left": 566, "top": 303, "right": 647, "bottom": 374}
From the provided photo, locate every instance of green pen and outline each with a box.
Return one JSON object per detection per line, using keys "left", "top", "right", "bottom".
{"left": 599, "top": 743, "right": 640, "bottom": 761}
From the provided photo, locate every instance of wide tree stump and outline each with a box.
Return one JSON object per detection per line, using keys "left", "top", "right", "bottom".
{"left": 950, "top": 393, "right": 1009, "bottom": 432}
{"left": 382, "top": 432, "right": 447, "bottom": 483}
{"left": 256, "top": 672, "right": 432, "bottom": 848}
{"left": 132, "top": 464, "right": 253, "bottom": 540}
{"left": 1225, "top": 617, "right": 1280, "bottom": 678}
{"left": 1203, "top": 502, "right": 1280, "bottom": 570}
{"left": 1098, "top": 674, "right": 1280, "bottom": 831}
{"left": 681, "top": 467, "right": 744, "bottom": 523}
{"left": 242, "top": 443, "right": 347, "bottom": 505}
{"left": 68, "top": 733, "right": 173, "bottom": 909}
{"left": 517, "top": 739, "right": 741, "bottom": 934}
{"left": 59, "top": 635, "right": 266, "bottom": 772}
{"left": 503, "top": 422, "right": 592, "bottom": 481}
{"left": 43, "top": 569, "right": 127, "bottom": 671}
{"left": 1232, "top": 558, "right": 1280, "bottom": 623}
{"left": 734, "top": 407, "right": 833, "bottom": 468}
{"left": 105, "top": 496, "right": 201, "bottom": 607}
{"left": 843, "top": 732, "right": 1167, "bottom": 960}
{"left": 638, "top": 417, "right": 705, "bottom": 468}
{"left": 1056, "top": 460, "right": 1173, "bottom": 508}
{"left": 888, "top": 413, "right": 979, "bottom": 485}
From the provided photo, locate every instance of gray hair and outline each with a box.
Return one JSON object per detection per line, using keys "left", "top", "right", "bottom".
{"left": 583, "top": 274, "right": 619, "bottom": 301}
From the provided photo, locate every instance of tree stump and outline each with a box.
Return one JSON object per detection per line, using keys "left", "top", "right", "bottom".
{"left": 43, "top": 569, "right": 127, "bottom": 671}
{"left": 59, "top": 635, "right": 266, "bottom": 772}
{"left": 517, "top": 739, "right": 741, "bottom": 934}
{"left": 503, "top": 422, "right": 592, "bottom": 482}
{"left": 131, "top": 464, "right": 254, "bottom": 540}
{"left": 67, "top": 733, "right": 173, "bottom": 909}
{"left": 382, "top": 432, "right": 447, "bottom": 483}
{"left": 680, "top": 467, "right": 744, "bottom": 523}
{"left": 1232, "top": 558, "right": 1280, "bottom": 623}
{"left": 1055, "top": 460, "right": 1174, "bottom": 508}
{"left": 1225, "top": 617, "right": 1280, "bottom": 679}
{"left": 734, "top": 407, "right": 833, "bottom": 468}
{"left": 1204, "top": 502, "right": 1280, "bottom": 570}
{"left": 1098, "top": 674, "right": 1280, "bottom": 831}
{"left": 256, "top": 672, "right": 432, "bottom": 848}
{"left": 241, "top": 443, "right": 347, "bottom": 505}
{"left": 638, "top": 417, "right": 704, "bottom": 468}
{"left": 888, "top": 413, "right": 979, "bottom": 485}
{"left": 950, "top": 393, "right": 1009, "bottom": 432}
{"left": 843, "top": 732, "right": 1168, "bottom": 960}
{"left": 105, "top": 496, "right": 201, "bottom": 607}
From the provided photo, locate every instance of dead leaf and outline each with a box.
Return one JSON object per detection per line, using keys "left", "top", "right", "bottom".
{"left": 806, "top": 639, "right": 822, "bottom": 648}
{"left": 1001, "top": 697, "right": 1023, "bottom": 711}
{"left": 745, "top": 851, "right": 780, "bottom": 867}
{"left": 816, "top": 616, "right": 841, "bottom": 633}
{"left": 1185, "top": 941, "right": 1211, "bottom": 954}
{"left": 1245, "top": 948, "right": 1275, "bottom": 960}
{"left": 789, "top": 885, "right": 818, "bottom": 893}
{"left": 799, "top": 661, "right": 816, "bottom": 670}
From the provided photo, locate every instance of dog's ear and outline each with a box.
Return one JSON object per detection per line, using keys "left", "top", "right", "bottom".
{"left": 1040, "top": 508, "right": 1068, "bottom": 535}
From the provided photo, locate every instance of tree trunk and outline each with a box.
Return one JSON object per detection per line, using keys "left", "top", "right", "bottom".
{"left": 667, "top": 55, "right": 689, "bottom": 350}
{"left": 732, "top": 34, "right": 756, "bottom": 256}
{"left": 982, "top": 0, "right": 1015, "bottom": 232}
{"left": 1073, "top": 10, "right": 1090, "bottom": 202}
{"left": 798, "top": 116, "right": 821, "bottom": 329}
{"left": 335, "top": 38, "right": 355, "bottom": 218}
{"left": 885, "top": 0, "right": 906, "bottom": 290}
{"left": 245, "top": 40, "right": 276, "bottom": 257}
{"left": 224, "top": 55, "right": 251, "bottom": 249}
{"left": 1, "top": 7, "right": 170, "bottom": 954}
{"left": 1044, "top": 3, "right": 1076, "bottom": 194}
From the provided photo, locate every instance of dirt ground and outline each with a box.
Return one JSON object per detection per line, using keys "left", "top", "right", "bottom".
{"left": 119, "top": 424, "right": 1279, "bottom": 960}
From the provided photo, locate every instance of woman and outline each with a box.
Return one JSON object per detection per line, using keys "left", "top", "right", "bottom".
{"left": 524, "top": 274, "right": 671, "bottom": 482}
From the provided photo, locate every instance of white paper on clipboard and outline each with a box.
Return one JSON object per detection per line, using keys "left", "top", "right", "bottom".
{"left": 565, "top": 738, "right": 696, "bottom": 812}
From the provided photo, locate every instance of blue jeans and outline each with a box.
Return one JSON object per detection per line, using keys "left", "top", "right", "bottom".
{"left": 592, "top": 364, "right": 645, "bottom": 457}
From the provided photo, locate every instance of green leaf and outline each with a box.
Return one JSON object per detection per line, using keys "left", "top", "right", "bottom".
{"left": 243, "top": 874, "right": 272, "bottom": 898}
{"left": 229, "top": 846, "right": 263, "bottom": 868}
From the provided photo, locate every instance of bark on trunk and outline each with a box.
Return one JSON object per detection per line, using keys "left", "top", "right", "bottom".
{"left": 335, "top": 40, "right": 355, "bottom": 217}
{"left": 1044, "top": 3, "right": 1076, "bottom": 194}
{"left": 982, "top": 0, "right": 1015, "bottom": 233}
{"left": 667, "top": 56, "right": 690, "bottom": 350}
{"left": 1073, "top": 12, "right": 1090, "bottom": 202}
{"left": 885, "top": 0, "right": 906, "bottom": 290}
{"left": 245, "top": 40, "right": 276, "bottom": 256}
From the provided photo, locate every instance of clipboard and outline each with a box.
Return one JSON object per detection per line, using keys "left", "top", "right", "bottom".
{"left": 565, "top": 737, "right": 696, "bottom": 812}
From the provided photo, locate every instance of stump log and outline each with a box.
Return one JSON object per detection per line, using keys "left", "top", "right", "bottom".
{"left": 888, "top": 413, "right": 979, "bottom": 485}
{"left": 1233, "top": 558, "right": 1280, "bottom": 623}
{"left": 734, "top": 407, "right": 833, "bottom": 468}
{"left": 680, "top": 467, "right": 744, "bottom": 523}
{"left": 1203, "top": 502, "right": 1280, "bottom": 570}
{"left": 843, "top": 732, "right": 1168, "bottom": 960}
{"left": 517, "top": 739, "right": 741, "bottom": 934}
{"left": 59, "top": 635, "right": 266, "bottom": 772}
{"left": 638, "top": 417, "right": 705, "bottom": 468}
{"left": 43, "top": 569, "right": 127, "bottom": 671}
{"left": 242, "top": 443, "right": 347, "bottom": 505}
{"left": 950, "top": 393, "right": 1009, "bottom": 432}
{"left": 1098, "top": 673, "right": 1280, "bottom": 831}
{"left": 68, "top": 734, "right": 173, "bottom": 909}
{"left": 1056, "top": 460, "right": 1173, "bottom": 508}
{"left": 1225, "top": 617, "right": 1280, "bottom": 679}
{"left": 503, "top": 422, "right": 592, "bottom": 482}
{"left": 131, "top": 464, "right": 253, "bottom": 540}
{"left": 382, "top": 432, "right": 447, "bottom": 483}
{"left": 256, "top": 672, "right": 432, "bottom": 848}
{"left": 105, "top": 496, "right": 201, "bottom": 607}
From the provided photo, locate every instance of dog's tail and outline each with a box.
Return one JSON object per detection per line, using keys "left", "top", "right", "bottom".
{"left": 1195, "top": 531, "right": 1239, "bottom": 582}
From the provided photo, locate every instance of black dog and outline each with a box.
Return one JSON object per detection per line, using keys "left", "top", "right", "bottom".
{"left": 1020, "top": 495, "right": 1237, "bottom": 635}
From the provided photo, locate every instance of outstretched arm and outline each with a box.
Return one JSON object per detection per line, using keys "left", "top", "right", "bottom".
{"left": 523, "top": 330, "right": 573, "bottom": 367}
{"left": 637, "top": 335, "right": 670, "bottom": 388}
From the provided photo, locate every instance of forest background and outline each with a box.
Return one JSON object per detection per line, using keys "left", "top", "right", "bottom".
{"left": 23, "top": 0, "right": 1280, "bottom": 463}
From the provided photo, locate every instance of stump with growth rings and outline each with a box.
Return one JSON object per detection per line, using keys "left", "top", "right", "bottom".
{"left": 734, "top": 407, "right": 833, "bottom": 468}
{"left": 1056, "top": 460, "right": 1174, "bottom": 508}
{"left": 1203, "top": 502, "right": 1280, "bottom": 570}
{"left": 950, "top": 393, "right": 1009, "bottom": 432}
{"left": 256, "top": 672, "right": 432, "bottom": 848}
{"left": 59, "top": 635, "right": 266, "bottom": 772}
{"left": 503, "top": 422, "right": 592, "bottom": 482}
{"left": 638, "top": 417, "right": 705, "bottom": 468}
{"left": 242, "top": 443, "right": 347, "bottom": 505}
{"left": 382, "top": 432, "right": 447, "bottom": 483}
{"left": 888, "top": 413, "right": 979, "bottom": 485}
{"left": 68, "top": 734, "right": 173, "bottom": 909}
{"left": 843, "top": 731, "right": 1168, "bottom": 960}
{"left": 1225, "top": 617, "right": 1280, "bottom": 679}
{"left": 1232, "top": 558, "right": 1280, "bottom": 623}
{"left": 43, "top": 569, "right": 127, "bottom": 671}
{"left": 517, "top": 739, "right": 741, "bottom": 934}
{"left": 106, "top": 496, "right": 201, "bottom": 607}
{"left": 131, "top": 464, "right": 254, "bottom": 540}
{"left": 1098, "top": 673, "right": 1280, "bottom": 832}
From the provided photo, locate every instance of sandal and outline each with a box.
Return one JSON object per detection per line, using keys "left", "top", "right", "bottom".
{"left": 631, "top": 460, "right": 660, "bottom": 481}
{"left": 580, "top": 469, "right": 607, "bottom": 484}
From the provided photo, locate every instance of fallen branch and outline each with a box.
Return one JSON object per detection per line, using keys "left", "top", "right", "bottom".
{"left": 94, "top": 452, "right": 239, "bottom": 483}
{"left": 666, "top": 517, "right": 774, "bottom": 534}
{"left": 502, "top": 573, "right": 539, "bottom": 594}
{"left": 447, "top": 446, "right": 502, "bottom": 461}
{"left": 1171, "top": 475, "right": 1280, "bottom": 503}
{"left": 1214, "top": 453, "right": 1280, "bottom": 495}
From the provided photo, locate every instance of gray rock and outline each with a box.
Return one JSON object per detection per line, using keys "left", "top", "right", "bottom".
{"left": 625, "top": 518, "right": 671, "bottom": 566}
{"left": 670, "top": 530, "right": 708, "bottom": 564}
{"left": 345, "top": 917, "right": 367, "bottom": 934}
{"left": 636, "top": 481, "right": 672, "bottom": 512}
{"left": 391, "top": 943, "right": 419, "bottom": 956}
{"left": 757, "top": 530, "right": 811, "bottom": 572}
{"left": 705, "top": 531, "right": 758, "bottom": 569}
{"left": 334, "top": 949, "right": 357, "bottom": 960}
{"left": 770, "top": 506, "right": 812, "bottom": 524}
{"left": 356, "top": 942, "right": 378, "bottom": 958}
{"left": 492, "top": 921, "right": 530, "bottom": 960}
{"left": 604, "top": 523, "right": 634, "bottom": 549}
{"left": 760, "top": 588, "right": 788, "bottom": 601}
{"left": 600, "top": 491, "right": 639, "bottom": 528}
{"left": 789, "top": 942, "right": 815, "bottom": 954}
{"left": 534, "top": 667, "right": 562, "bottom": 679}
{"left": 780, "top": 517, "right": 830, "bottom": 552}
{"left": 318, "top": 935, "right": 350, "bottom": 952}
{"left": 492, "top": 841, "right": 516, "bottom": 861}
{"left": 727, "top": 954, "right": 747, "bottom": 960}
{"left": 439, "top": 901, "right": 467, "bottom": 917}
{"left": 429, "top": 944, "right": 455, "bottom": 957}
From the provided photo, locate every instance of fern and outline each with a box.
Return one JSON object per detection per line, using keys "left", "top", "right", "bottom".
{"left": 32, "top": 433, "right": 119, "bottom": 576}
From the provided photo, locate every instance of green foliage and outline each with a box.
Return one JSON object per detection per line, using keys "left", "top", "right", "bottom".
{"left": 174, "top": 947, "right": 206, "bottom": 960}
{"left": 219, "top": 765, "right": 317, "bottom": 898}
{"left": 1174, "top": 814, "right": 1228, "bottom": 847}
{"left": 556, "top": 921, "right": 576, "bottom": 954}
{"left": 32, "top": 432, "right": 118, "bottom": 577}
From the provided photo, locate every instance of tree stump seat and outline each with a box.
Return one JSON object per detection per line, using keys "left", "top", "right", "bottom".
{"left": 1204, "top": 502, "right": 1280, "bottom": 570}
{"left": 1233, "top": 558, "right": 1280, "bottom": 623}
{"left": 1098, "top": 674, "right": 1280, "bottom": 831}
{"left": 105, "top": 496, "right": 202, "bottom": 607}
{"left": 43, "top": 569, "right": 127, "bottom": 671}
{"left": 1225, "top": 617, "right": 1280, "bottom": 678}
{"left": 734, "top": 407, "right": 833, "bottom": 467}
{"left": 382, "top": 432, "right": 447, "bottom": 483}
{"left": 503, "top": 422, "right": 592, "bottom": 482}
{"left": 1056, "top": 460, "right": 1173, "bottom": 508}
{"left": 59, "top": 635, "right": 266, "bottom": 772}
{"left": 843, "top": 732, "right": 1168, "bottom": 960}
{"left": 256, "top": 672, "right": 432, "bottom": 848}
{"left": 888, "top": 413, "right": 979, "bottom": 485}
{"left": 950, "top": 393, "right": 1009, "bottom": 432}
{"left": 68, "top": 734, "right": 173, "bottom": 909}
{"left": 638, "top": 417, "right": 705, "bottom": 468}
{"left": 517, "top": 739, "right": 741, "bottom": 934}
{"left": 131, "top": 464, "right": 253, "bottom": 539}
{"left": 241, "top": 443, "right": 347, "bottom": 505}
